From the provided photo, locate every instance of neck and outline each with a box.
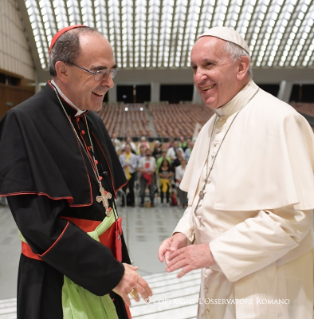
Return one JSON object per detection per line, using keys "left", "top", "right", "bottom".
{"left": 51, "top": 79, "right": 86, "bottom": 116}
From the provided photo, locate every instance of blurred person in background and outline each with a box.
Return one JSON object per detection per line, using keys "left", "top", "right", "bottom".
{"left": 158, "top": 159, "right": 173, "bottom": 206}
{"left": 152, "top": 140, "right": 162, "bottom": 160}
{"left": 137, "top": 136, "right": 150, "bottom": 152}
{"left": 119, "top": 144, "right": 137, "bottom": 207}
{"left": 175, "top": 158, "right": 188, "bottom": 208}
{"left": 111, "top": 132, "right": 122, "bottom": 154}
{"left": 184, "top": 140, "right": 194, "bottom": 162}
{"left": 178, "top": 136, "right": 187, "bottom": 151}
{"left": 138, "top": 148, "right": 157, "bottom": 207}
{"left": 121, "top": 136, "right": 136, "bottom": 154}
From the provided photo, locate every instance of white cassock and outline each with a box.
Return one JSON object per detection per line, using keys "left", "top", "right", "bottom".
{"left": 175, "top": 80, "right": 314, "bottom": 319}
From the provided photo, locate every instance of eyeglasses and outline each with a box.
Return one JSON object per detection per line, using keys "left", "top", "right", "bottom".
{"left": 70, "top": 63, "right": 119, "bottom": 80}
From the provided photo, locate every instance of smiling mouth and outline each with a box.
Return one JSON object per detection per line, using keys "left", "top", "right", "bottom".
{"left": 201, "top": 84, "right": 215, "bottom": 91}
{"left": 92, "top": 91, "right": 104, "bottom": 97}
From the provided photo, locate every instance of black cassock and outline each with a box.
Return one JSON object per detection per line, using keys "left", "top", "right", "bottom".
{"left": 0, "top": 83, "right": 131, "bottom": 319}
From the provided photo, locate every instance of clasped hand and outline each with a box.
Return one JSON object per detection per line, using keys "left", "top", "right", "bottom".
{"left": 158, "top": 233, "right": 215, "bottom": 278}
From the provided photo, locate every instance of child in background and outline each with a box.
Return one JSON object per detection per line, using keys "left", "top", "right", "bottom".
{"left": 158, "top": 159, "right": 173, "bottom": 206}
{"left": 176, "top": 158, "right": 188, "bottom": 208}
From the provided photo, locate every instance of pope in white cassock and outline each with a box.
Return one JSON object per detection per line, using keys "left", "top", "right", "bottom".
{"left": 158, "top": 27, "right": 314, "bottom": 319}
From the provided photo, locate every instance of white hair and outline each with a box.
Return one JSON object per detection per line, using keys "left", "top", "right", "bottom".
{"left": 224, "top": 41, "right": 252, "bottom": 78}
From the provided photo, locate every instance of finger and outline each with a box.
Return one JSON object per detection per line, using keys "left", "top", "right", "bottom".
{"left": 177, "top": 265, "right": 193, "bottom": 278}
{"left": 124, "top": 263, "right": 138, "bottom": 271}
{"left": 137, "top": 277, "right": 153, "bottom": 298}
{"left": 169, "top": 247, "right": 188, "bottom": 261}
{"left": 129, "top": 289, "right": 140, "bottom": 302}
{"left": 158, "top": 239, "right": 172, "bottom": 261}
{"left": 167, "top": 250, "right": 180, "bottom": 262}
{"left": 164, "top": 250, "right": 171, "bottom": 264}
{"left": 165, "top": 258, "right": 186, "bottom": 272}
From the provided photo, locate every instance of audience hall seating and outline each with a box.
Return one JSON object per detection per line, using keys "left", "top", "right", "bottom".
{"left": 148, "top": 103, "right": 213, "bottom": 137}
{"left": 98, "top": 103, "right": 153, "bottom": 137}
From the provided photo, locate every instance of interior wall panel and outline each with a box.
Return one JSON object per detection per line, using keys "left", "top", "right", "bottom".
{"left": 0, "top": 0, "right": 34, "bottom": 80}
{"left": 0, "top": 84, "right": 34, "bottom": 119}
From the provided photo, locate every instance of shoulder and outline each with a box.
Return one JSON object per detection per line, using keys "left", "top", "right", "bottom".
{"left": 6, "top": 88, "right": 50, "bottom": 118}
{"left": 86, "top": 110, "right": 104, "bottom": 126}
{"left": 250, "top": 88, "right": 298, "bottom": 119}
{"left": 242, "top": 88, "right": 310, "bottom": 130}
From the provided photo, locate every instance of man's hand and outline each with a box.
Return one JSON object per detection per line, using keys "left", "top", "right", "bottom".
{"left": 165, "top": 244, "right": 215, "bottom": 278}
{"left": 112, "top": 263, "right": 153, "bottom": 307}
{"left": 158, "top": 233, "right": 188, "bottom": 264}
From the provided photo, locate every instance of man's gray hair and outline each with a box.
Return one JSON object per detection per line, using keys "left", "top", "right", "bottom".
{"left": 224, "top": 41, "right": 253, "bottom": 78}
{"left": 49, "top": 27, "right": 101, "bottom": 77}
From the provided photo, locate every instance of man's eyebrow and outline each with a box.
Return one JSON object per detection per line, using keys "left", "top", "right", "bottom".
{"left": 202, "top": 58, "right": 214, "bottom": 63}
{"left": 92, "top": 64, "right": 117, "bottom": 71}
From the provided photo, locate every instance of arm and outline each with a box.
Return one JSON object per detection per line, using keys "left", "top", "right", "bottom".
{"left": 210, "top": 206, "right": 313, "bottom": 282}
{"left": 8, "top": 194, "right": 124, "bottom": 296}
{"left": 162, "top": 205, "right": 313, "bottom": 280}
{"left": 129, "top": 155, "right": 138, "bottom": 170}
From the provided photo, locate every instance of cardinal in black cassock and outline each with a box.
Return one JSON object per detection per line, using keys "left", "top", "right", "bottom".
{"left": 0, "top": 80, "right": 132, "bottom": 318}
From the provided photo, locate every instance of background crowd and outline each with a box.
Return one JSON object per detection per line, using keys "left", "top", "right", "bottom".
{"left": 112, "top": 135, "right": 194, "bottom": 208}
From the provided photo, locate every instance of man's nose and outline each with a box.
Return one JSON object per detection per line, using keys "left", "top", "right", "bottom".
{"left": 194, "top": 69, "right": 207, "bottom": 84}
{"left": 100, "top": 74, "right": 114, "bottom": 88}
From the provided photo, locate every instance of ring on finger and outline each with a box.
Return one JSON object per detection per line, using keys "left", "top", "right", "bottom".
{"left": 130, "top": 288, "right": 139, "bottom": 299}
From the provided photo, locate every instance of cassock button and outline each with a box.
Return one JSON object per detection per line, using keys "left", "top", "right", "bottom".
{"left": 81, "top": 130, "right": 86, "bottom": 135}
{"left": 95, "top": 160, "right": 98, "bottom": 165}
{"left": 76, "top": 117, "right": 80, "bottom": 123}
{"left": 99, "top": 176, "right": 103, "bottom": 180}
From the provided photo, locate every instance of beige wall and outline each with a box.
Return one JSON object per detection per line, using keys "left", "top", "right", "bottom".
{"left": 0, "top": 0, "right": 34, "bottom": 80}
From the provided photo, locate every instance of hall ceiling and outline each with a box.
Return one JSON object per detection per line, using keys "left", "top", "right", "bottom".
{"left": 24, "top": 0, "right": 314, "bottom": 70}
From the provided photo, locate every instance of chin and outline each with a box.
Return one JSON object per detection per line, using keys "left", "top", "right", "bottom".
{"left": 203, "top": 100, "right": 218, "bottom": 110}
{"left": 89, "top": 104, "right": 103, "bottom": 112}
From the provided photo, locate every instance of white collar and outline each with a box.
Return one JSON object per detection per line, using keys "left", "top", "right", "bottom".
{"left": 214, "top": 80, "right": 257, "bottom": 117}
{"left": 51, "top": 80, "right": 86, "bottom": 117}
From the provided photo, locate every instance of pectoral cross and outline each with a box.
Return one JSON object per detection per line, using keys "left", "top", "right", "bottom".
{"left": 96, "top": 186, "right": 112, "bottom": 216}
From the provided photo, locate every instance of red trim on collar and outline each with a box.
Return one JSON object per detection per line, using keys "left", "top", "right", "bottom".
{"left": 49, "top": 25, "right": 88, "bottom": 55}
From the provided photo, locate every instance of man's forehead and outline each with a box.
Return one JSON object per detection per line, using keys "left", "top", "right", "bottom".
{"left": 78, "top": 33, "right": 115, "bottom": 66}
{"left": 191, "top": 37, "right": 225, "bottom": 60}
{"left": 193, "top": 36, "right": 225, "bottom": 49}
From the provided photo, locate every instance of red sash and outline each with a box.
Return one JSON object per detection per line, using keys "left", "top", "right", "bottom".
{"left": 21, "top": 216, "right": 123, "bottom": 262}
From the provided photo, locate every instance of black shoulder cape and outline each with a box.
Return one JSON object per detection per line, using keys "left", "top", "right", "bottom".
{"left": 0, "top": 83, "right": 126, "bottom": 205}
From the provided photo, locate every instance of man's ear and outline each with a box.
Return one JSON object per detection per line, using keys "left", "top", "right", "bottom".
{"left": 237, "top": 56, "right": 250, "bottom": 80}
{"left": 55, "top": 61, "right": 70, "bottom": 83}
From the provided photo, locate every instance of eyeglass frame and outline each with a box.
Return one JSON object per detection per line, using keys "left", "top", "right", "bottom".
{"left": 69, "top": 63, "right": 119, "bottom": 80}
